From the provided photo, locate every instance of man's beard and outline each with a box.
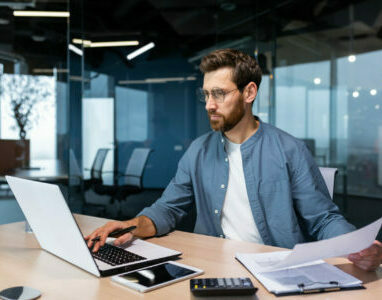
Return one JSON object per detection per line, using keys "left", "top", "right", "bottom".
{"left": 208, "top": 99, "right": 245, "bottom": 132}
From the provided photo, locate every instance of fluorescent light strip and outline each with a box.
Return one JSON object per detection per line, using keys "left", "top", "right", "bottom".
{"left": 13, "top": 11, "right": 70, "bottom": 17}
{"left": 127, "top": 42, "right": 155, "bottom": 60}
{"left": 33, "top": 68, "right": 68, "bottom": 74}
{"left": 70, "top": 76, "right": 90, "bottom": 83}
{"left": 71, "top": 39, "right": 138, "bottom": 48}
{"left": 72, "top": 38, "right": 91, "bottom": 46}
{"left": 90, "top": 41, "right": 139, "bottom": 48}
{"left": 68, "top": 44, "right": 83, "bottom": 56}
{"left": 118, "top": 76, "right": 196, "bottom": 85}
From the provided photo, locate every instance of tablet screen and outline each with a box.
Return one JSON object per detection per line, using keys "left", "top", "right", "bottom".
{"left": 120, "top": 263, "right": 197, "bottom": 288}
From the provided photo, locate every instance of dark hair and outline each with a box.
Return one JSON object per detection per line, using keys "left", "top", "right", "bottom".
{"left": 200, "top": 49, "right": 262, "bottom": 91}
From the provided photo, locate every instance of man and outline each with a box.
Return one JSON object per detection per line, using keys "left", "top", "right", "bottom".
{"left": 86, "top": 49, "right": 382, "bottom": 271}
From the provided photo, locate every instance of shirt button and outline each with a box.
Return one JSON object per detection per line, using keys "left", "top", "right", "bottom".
{"left": 214, "top": 209, "right": 219, "bottom": 214}
{"left": 221, "top": 138, "right": 224, "bottom": 143}
{"left": 220, "top": 184, "right": 225, "bottom": 189}
{"left": 225, "top": 157, "right": 228, "bottom": 162}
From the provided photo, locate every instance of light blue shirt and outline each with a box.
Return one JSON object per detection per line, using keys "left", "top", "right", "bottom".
{"left": 139, "top": 117, "right": 355, "bottom": 248}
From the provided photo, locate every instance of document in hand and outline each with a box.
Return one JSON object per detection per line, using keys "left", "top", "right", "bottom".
{"left": 242, "top": 216, "right": 382, "bottom": 272}
{"left": 235, "top": 217, "right": 382, "bottom": 296}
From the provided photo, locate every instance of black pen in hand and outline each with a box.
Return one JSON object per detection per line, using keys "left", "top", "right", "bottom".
{"left": 91, "top": 225, "right": 137, "bottom": 242}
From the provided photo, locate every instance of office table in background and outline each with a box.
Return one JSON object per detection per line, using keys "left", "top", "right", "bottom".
{"left": 0, "top": 214, "right": 381, "bottom": 299}
{"left": 0, "top": 159, "right": 68, "bottom": 185}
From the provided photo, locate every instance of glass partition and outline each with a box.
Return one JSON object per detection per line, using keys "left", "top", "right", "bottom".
{"left": 0, "top": 0, "right": 69, "bottom": 223}
{"left": 65, "top": 0, "right": 382, "bottom": 227}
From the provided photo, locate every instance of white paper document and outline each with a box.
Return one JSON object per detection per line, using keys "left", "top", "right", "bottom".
{"left": 236, "top": 251, "right": 362, "bottom": 295}
{"left": 237, "top": 216, "right": 382, "bottom": 272}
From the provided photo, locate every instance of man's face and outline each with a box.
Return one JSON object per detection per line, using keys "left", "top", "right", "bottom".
{"left": 203, "top": 67, "right": 245, "bottom": 132}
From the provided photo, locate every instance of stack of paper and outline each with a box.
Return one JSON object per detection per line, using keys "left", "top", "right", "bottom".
{"left": 236, "top": 217, "right": 382, "bottom": 295}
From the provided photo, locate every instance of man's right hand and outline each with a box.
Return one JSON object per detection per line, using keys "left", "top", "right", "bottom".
{"left": 84, "top": 215, "right": 156, "bottom": 252}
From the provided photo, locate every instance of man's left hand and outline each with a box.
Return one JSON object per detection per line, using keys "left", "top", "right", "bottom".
{"left": 348, "top": 240, "right": 382, "bottom": 271}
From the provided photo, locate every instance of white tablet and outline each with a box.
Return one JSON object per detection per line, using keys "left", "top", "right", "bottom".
{"left": 111, "top": 261, "right": 204, "bottom": 293}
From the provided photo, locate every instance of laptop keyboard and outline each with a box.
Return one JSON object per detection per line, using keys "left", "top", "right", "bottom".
{"left": 92, "top": 243, "right": 146, "bottom": 266}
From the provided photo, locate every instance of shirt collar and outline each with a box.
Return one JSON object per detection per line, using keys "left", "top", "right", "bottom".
{"left": 218, "top": 115, "right": 263, "bottom": 150}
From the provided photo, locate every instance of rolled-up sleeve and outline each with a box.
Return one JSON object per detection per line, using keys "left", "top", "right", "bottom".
{"left": 137, "top": 150, "right": 195, "bottom": 236}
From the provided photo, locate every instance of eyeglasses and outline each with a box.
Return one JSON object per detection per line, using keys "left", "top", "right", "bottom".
{"left": 197, "top": 88, "right": 238, "bottom": 103}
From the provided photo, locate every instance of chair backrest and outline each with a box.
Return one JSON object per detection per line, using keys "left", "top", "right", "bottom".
{"left": 90, "top": 148, "right": 110, "bottom": 180}
{"left": 122, "top": 148, "right": 152, "bottom": 188}
{"left": 318, "top": 167, "right": 338, "bottom": 199}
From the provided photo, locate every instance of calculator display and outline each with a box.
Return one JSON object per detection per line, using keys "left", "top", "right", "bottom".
{"left": 121, "top": 263, "right": 197, "bottom": 287}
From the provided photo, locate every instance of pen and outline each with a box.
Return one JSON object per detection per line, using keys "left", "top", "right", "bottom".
{"left": 91, "top": 225, "right": 137, "bottom": 242}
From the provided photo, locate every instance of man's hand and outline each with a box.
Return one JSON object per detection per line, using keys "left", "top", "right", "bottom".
{"left": 348, "top": 240, "right": 382, "bottom": 271}
{"left": 84, "top": 216, "right": 156, "bottom": 252}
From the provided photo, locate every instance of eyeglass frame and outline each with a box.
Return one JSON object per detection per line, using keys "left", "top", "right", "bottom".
{"left": 198, "top": 81, "right": 252, "bottom": 103}
{"left": 197, "top": 87, "right": 241, "bottom": 103}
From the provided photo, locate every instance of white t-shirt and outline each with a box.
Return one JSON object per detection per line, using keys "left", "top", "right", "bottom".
{"left": 221, "top": 138, "right": 264, "bottom": 244}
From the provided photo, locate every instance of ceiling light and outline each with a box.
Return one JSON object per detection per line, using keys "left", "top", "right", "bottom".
{"left": 313, "top": 77, "right": 321, "bottom": 85}
{"left": 127, "top": 42, "right": 155, "bottom": 60}
{"left": 71, "top": 39, "right": 138, "bottom": 48}
{"left": 370, "top": 89, "right": 377, "bottom": 96}
{"left": 352, "top": 91, "right": 359, "bottom": 98}
{"left": 375, "top": 104, "right": 380, "bottom": 110}
{"left": 69, "top": 44, "right": 83, "bottom": 56}
{"left": 348, "top": 55, "right": 356, "bottom": 63}
{"left": 33, "top": 68, "right": 68, "bottom": 74}
{"left": 13, "top": 11, "right": 70, "bottom": 17}
{"left": 72, "top": 38, "right": 91, "bottom": 46}
{"left": 89, "top": 41, "right": 139, "bottom": 48}
{"left": 118, "top": 76, "right": 196, "bottom": 85}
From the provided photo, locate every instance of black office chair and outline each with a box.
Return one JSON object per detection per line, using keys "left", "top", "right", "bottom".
{"left": 93, "top": 147, "right": 152, "bottom": 204}
{"left": 80, "top": 148, "right": 112, "bottom": 215}
{"left": 83, "top": 148, "right": 110, "bottom": 191}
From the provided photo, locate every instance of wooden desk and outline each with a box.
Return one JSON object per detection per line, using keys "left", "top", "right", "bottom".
{"left": 0, "top": 215, "right": 381, "bottom": 299}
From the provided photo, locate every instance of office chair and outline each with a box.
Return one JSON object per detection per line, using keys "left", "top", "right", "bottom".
{"left": 92, "top": 147, "right": 152, "bottom": 206}
{"left": 81, "top": 148, "right": 112, "bottom": 216}
{"left": 318, "top": 167, "right": 338, "bottom": 199}
{"left": 83, "top": 148, "right": 110, "bottom": 191}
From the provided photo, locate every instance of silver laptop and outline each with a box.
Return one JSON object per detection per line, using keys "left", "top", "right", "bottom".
{"left": 6, "top": 176, "right": 181, "bottom": 277}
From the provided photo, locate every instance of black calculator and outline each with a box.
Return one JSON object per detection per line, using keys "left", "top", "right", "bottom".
{"left": 190, "top": 277, "right": 257, "bottom": 296}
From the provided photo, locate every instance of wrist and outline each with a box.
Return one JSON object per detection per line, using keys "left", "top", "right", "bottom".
{"left": 124, "top": 216, "right": 156, "bottom": 238}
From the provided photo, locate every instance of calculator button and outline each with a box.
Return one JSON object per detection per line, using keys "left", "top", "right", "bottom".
{"left": 217, "top": 278, "right": 225, "bottom": 287}
{"left": 233, "top": 278, "right": 241, "bottom": 286}
{"left": 224, "top": 278, "right": 233, "bottom": 286}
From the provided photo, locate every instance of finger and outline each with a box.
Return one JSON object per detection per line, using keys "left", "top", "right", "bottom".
{"left": 353, "top": 260, "right": 380, "bottom": 271}
{"left": 114, "top": 233, "right": 134, "bottom": 246}
{"left": 349, "top": 253, "right": 380, "bottom": 261}
{"left": 93, "top": 231, "right": 109, "bottom": 252}
{"left": 348, "top": 253, "right": 361, "bottom": 261}
{"left": 360, "top": 245, "right": 381, "bottom": 257}
{"left": 87, "top": 229, "right": 102, "bottom": 247}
